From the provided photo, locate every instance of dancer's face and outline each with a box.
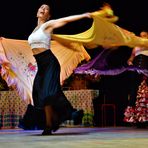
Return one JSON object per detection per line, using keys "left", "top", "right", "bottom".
{"left": 37, "top": 4, "right": 50, "bottom": 21}
{"left": 140, "top": 31, "right": 148, "bottom": 38}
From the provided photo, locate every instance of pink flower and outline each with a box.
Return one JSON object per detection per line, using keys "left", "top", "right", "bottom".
{"left": 28, "top": 63, "right": 36, "bottom": 72}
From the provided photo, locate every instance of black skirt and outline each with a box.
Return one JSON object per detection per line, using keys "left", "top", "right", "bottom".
{"left": 133, "top": 54, "right": 148, "bottom": 70}
{"left": 33, "top": 50, "right": 74, "bottom": 120}
{"left": 19, "top": 50, "right": 74, "bottom": 129}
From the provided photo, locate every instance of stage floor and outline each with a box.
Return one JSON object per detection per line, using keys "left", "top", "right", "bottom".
{"left": 0, "top": 127, "right": 148, "bottom": 148}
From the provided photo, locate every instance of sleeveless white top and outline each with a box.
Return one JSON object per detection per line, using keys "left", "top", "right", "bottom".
{"left": 134, "top": 47, "right": 148, "bottom": 56}
{"left": 28, "top": 24, "right": 51, "bottom": 49}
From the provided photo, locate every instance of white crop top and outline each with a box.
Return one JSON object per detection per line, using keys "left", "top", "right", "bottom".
{"left": 134, "top": 47, "right": 148, "bottom": 56}
{"left": 28, "top": 24, "right": 51, "bottom": 49}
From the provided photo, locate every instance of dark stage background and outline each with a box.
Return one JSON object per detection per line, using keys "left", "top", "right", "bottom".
{"left": 0, "top": 0, "right": 147, "bottom": 126}
{"left": 0, "top": 0, "right": 148, "bottom": 39}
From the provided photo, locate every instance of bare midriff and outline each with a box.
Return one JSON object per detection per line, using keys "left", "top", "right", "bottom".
{"left": 32, "top": 48, "right": 49, "bottom": 55}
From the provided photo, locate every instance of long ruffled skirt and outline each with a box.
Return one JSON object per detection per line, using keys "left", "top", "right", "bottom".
{"left": 19, "top": 50, "right": 75, "bottom": 129}
{"left": 33, "top": 50, "right": 74, "bottom": 119}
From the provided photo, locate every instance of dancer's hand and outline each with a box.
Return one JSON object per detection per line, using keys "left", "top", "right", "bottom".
{"left": 84, "top": 12, "right": 92, "bottom": 18}
{"left": 127, "top": 60, "right": 133, "bottom": 66}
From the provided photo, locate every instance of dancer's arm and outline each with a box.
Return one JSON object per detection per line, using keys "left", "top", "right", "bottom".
{"left": 44, "top": 13, "right": 91, "bottom": 32}
{"left": 127, "top": 47, "right": 137, "bottom": 65}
